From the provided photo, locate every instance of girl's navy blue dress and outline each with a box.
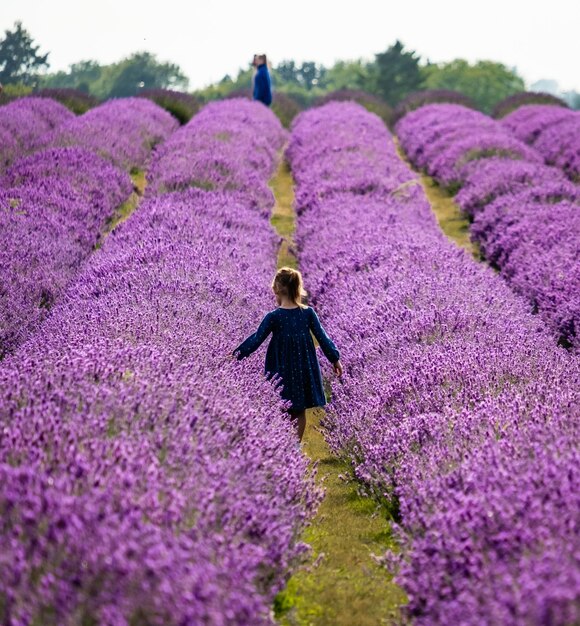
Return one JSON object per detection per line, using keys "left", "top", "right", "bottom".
{"left": 234, "top": 306, "right": 340, "bottom": 411}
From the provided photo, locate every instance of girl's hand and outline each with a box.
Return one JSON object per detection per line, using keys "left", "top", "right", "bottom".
{"left": 333, "top": 360, "right": 343, "bottom": 377}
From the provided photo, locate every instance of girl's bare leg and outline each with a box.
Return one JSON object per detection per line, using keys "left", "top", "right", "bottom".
{"left": 290, "top": 410, "right": 306, "bottom": 442}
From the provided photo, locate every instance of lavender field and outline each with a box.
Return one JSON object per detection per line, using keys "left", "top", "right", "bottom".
{"left": 291, "top": 102, "right": 579, "bottom": 624}
{"left": 397, "top": 104, "right": 580, "bottom": 349}
{"left": 1, "top": 93, "right": 579, "bottom": 625}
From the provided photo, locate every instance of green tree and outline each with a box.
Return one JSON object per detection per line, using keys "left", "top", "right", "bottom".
{"left": 422, "top": 59, "right": 525, "bottom": 113}
{"left": 42, "top": 60, "right": 102, "bottom": 93}
{"left": 0, "top": 21, "right": 49, "bottom": 85}
{"left": 273, "top": 60, "right": 327, "bottom": 90}
{"left": 562, "top": 90, "right": 580, "bottom": 110}
{"left": 322, "top": 59, "right": 372, "bottom": 91}
{"left": 98, "top": 52, "right": 188, "bottom": 99}
{"left": 276, "top": 60, "right": 300, "bottom": 86}
{"left": 194, "top": 67, "right": 255, "bottom": 102}
{"left": 372, "top": 40, "right": 423, "bottom": 105}
{"left": 298, "top": 61, "right": 326, "bottom": 90}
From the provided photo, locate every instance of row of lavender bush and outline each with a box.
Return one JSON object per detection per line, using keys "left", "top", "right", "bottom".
{"left": 289, "top": 102, "right": 579, "bottom": 625}
{"left": 0, "top": 98, "right": 178, "bottom": 357}
{"left": 0, "top": 99, "right": 318, "bottom": 625}
{"left": 0, "top": 97, "right": 73, "bottom": 171}
{"left": 501, "top": 104, "right": 580, "bottom": 181}
{"left": 28, "top": 88, "right": 101, "bottom": 115}
{"left": 36, "top": 97, "right": 179, "bottom": 172}
{"left": 396, "top": 103, "right": 580, "bottom": 349}
{"left": 146, "top": 99, "right": 284, "bottom": 211}
{"left": 0, "top": 148, "right": 132, "bottom": 357}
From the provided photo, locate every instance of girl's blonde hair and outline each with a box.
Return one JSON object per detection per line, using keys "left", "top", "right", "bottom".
{"left": 272, "top": 267, "right": 307, "bottom": 308}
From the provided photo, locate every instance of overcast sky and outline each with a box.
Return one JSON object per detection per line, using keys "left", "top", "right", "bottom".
{"left": 3, "top": 0, "right": 580, "bottom": 92}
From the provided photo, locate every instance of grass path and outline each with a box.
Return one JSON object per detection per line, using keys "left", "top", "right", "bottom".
{"left": 394, "top": 139, "right": 479, "bottom": 258}
{"left": 97, "top": 170, "right": 147, "bottom": 247}
{"left": 269, "top": 157, "right": 406, "bottom": 626}
{"left": 270, "top": 160, "right": 297, "bottom": 269}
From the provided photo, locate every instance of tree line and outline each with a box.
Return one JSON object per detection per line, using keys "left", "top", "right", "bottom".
{"left": 1, "top": 21, "right": 579, "bottom": 113}
{"left": 0, "top": 22, "right": 188, "bottom": 100}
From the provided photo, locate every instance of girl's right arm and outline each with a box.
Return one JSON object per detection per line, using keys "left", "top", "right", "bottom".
{"left": 233, "top": 312, "right": 274, "bottom": 359}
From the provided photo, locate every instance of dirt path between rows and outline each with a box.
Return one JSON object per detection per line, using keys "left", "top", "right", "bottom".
{"left": 97, "top": 170, "right": 147, "bottom": 248}
{"left": 394, "top": 138, "right": 479, "bottom": 258}
{"left": 269, "top": 156, "right": 406, "bottom": 626}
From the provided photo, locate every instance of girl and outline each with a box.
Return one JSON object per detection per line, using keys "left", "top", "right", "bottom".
{"left": 234, "top": 267, "right": 343, "bottom": 441}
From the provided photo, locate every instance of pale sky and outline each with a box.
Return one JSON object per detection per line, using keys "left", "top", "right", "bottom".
{"left": 2, "top": 0, "right": 580, "bottom": 92}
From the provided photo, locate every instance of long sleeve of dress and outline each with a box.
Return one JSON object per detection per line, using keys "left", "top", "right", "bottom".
{"left": 308, "top": 308, "right": 340, "bottom": 364}
{"left": 234, "top": 313, "right": 274, "bottom": 359}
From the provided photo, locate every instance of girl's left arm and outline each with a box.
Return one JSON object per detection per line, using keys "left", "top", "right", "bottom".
{"left": 233, "top": 313, "right": 274, "bottom": 359}
{"left": 308, "top": 308, "right": 340, "bottom": 364}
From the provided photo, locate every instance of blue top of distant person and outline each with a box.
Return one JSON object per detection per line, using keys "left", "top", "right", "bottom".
{"left": 253, "top": 63, "right": 272, "bottom": 106}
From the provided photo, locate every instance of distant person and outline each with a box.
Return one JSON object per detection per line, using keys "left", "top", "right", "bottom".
{"left": 253, "top": 54, "right": 272, "bottom": 107}
{"left": 233, "top": 267, "right": 343, "bottom": 441}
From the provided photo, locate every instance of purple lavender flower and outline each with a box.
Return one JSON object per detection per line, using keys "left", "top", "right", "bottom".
{"left": 288, "top": 102, "right": 413, "bottom": 213}
{"left": 29, "top": 88, "right": 100, "bottom": 114}
{"left": 146, "top": 98, "right": 286, "bottom": 211}
{"left": 492, "top": 91, "right": 569, "bottom": 119}
{"left": 393, "top": 89, "right": 478, "bottom": 124}
{"left": 501, "top": 105, "right": 580, "bottom": 181}
{"left": 0, "top": 147, "right": 132, "bottom": 356}
{"left": 37, "top": 97, "right": 179, "bottom": 171}
{"left": 501, "top": 104, "right": 575, "bottom": 144}
{"left": 0, "top": 96, "right": 74, "bottom": 171}
{"left": 456, "top": 157, "right": 567, "bottom": 217}
{"left": 397, "top": 103, "right": 580, "bottom": 347}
